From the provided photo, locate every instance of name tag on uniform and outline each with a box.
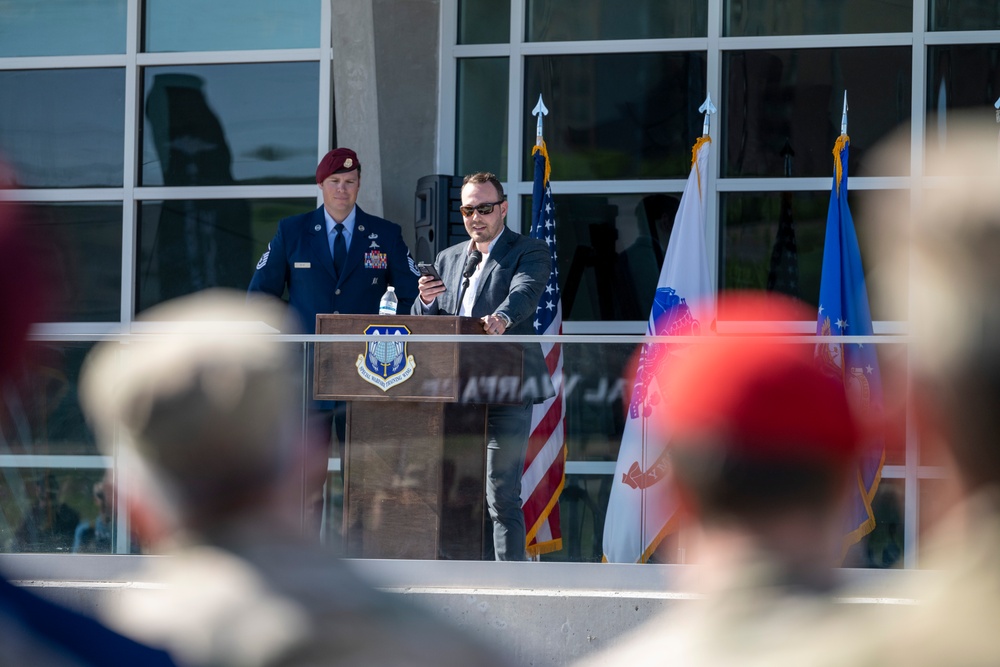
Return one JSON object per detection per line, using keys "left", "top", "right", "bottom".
{"left": 294, "top": 262, "right": 311, "bottom": 269}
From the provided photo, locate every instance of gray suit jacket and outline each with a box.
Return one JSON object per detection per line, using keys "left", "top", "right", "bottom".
{"left": 412, "top": 228, "right": 554, "bottom": 403}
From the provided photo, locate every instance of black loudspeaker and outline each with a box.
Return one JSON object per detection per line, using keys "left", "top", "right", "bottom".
{"left": 414, "top": 174, "right": 465, "bottom": 264}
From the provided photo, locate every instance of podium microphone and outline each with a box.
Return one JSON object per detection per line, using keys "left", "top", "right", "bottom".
{"left": 456, "top": 249, "right": 483, "bottom": 315}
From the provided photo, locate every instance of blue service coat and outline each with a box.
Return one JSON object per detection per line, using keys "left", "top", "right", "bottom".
{"left": 248, "top": 205, "right": 420, "bottom": 333}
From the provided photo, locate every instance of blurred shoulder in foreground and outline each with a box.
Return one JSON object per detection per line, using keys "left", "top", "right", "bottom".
{"left": 865, "top": 114, "right": 1000, "bottom": 666}
{"left": 79, "top": 288, "right": 512, "bottom": 667}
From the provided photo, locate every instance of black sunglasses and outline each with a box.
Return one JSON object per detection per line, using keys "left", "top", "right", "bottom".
{"left": 459, "top": 200, "right": 505, "bottom": 217}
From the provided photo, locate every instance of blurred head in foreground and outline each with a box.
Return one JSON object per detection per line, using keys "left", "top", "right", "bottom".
{"left": 658, "top": 292, "right": 861, "bottom": 582}
{"left": 79, "top": 288, "right": 302, "bottom": 540}
{"left": 870, "top": 116, "right": 1000, "bottom": 495}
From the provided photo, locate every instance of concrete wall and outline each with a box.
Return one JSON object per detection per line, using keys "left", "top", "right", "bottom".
{"left": 1, "top": 555, "right": 924, "bottom": 666}
{"left": 329, "top": 0, "right": 440, "bottom": 250}
{"left": 374, "top": 0, "right": 441, "bottom": 249}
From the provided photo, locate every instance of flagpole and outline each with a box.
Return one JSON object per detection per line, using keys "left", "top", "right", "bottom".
{"left": 994, "top": 94, "right": 1000, "bottom": 163}
{"left": 699, "top": 92, "right": 717, "bottom": 137}
{"left": 532, "top": 94, "right": 548, "bottom": 147}
{"left": 841, "top": 91, "right": 848, "bottom": 136}
{"left": 529, "top": 93, "right": 548, "bottom": 563}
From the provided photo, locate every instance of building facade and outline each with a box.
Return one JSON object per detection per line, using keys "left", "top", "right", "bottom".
{"left": 1, "top": 0, "right": 998, "bottom": 570}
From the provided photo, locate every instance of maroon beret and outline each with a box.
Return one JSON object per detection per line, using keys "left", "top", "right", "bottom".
{"left": 316, "top": 148, "right": 360, "bottom": 183}
{"left": 657, "top": 291, "right": 862, "bottom": 466}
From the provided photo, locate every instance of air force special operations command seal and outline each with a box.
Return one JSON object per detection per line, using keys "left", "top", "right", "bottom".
{"left": 356, "top": 324, "right": 416, "bottom": 391}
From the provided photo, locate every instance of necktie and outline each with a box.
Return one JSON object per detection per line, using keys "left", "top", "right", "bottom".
{"left": 332, "top": 223, "right": 346, "bottom": 276}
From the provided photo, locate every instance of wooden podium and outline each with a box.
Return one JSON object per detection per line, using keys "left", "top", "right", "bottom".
{"left": 314, "top": 314, "right": 523, "bottom": 560}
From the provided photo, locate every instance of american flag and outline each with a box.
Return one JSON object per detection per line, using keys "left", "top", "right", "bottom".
{"left": 522, "top": 139, "right": 566, "bottom": 557}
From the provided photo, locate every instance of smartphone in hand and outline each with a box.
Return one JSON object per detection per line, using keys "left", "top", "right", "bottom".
{"left": 417, "top": 262, "right": 444, "bottom": 285}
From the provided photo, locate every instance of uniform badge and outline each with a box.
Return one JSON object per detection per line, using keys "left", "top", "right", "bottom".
{"left": 314, "top": 224, "right": 322, "bottom": 231}
{"left": 368, "top": 233, "right": 378, "bottom": 239}
{"left": 344, "top": 157, "right": 353, "bottom": 168}
{"left": 358, "top": 225, "right": 365, "bottom": 232}
{"left": 256, "top": 245, "right": 270, "bottom": 270}
{"left": 369, "top": 241, "right": 381, "bottom": 248}
{"left": 356, "top": 325, "right": 416, "bottom": 391}
{"left": 365, "top": 250, "right": 388, "bottom": 269}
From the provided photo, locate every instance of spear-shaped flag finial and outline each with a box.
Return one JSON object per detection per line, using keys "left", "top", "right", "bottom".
{"left": 699, "top": 92, "right": 717, "bottom": 136}
{"left": 841, "top": 91, "right": 849, "bottom": 136}
{"left": 532, "top": 94, "right": 549, "bottom": 146}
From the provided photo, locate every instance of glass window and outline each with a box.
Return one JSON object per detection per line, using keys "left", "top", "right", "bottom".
{"left": 722, "top": 47, "right": 911, "bottom": 178}
{"left": 0, "top": 0, "right": 126, "bottom": 57}
{"left": 141, "top": 64, "right": 319, "bottom": 187}
{"left": 926, "top": 44, "right": 1000, "bottom": 152}
{"left": 0, "top": 342, "right": 100, "bottom": 457}
{"left": 930, "top": 0, "right": 1000, "bottom": 31}
{"left": 143, "top": 0, "right": 320, "bottom": 52}
{"left": 527, "top": 0, "right": 706, "bottom": 41}
{"left": 724, "top": 0, "right": 912, "bottom": 36}
{"left": 0, "top": 467, "right": 110, "bottom": 553}
{"left": 26, "top": 203, "right": 123, "bottom": 322}
{"left": 456, "top": 58, "right": 509, "bottom": 180}
{"left": 136, "top": 198, "right": 316, "bottom": 314}
{"left": 719, "top": 190, "right": 907, "bottom": 322}
{"left": 0, "top": 69, "right": 125, "bottom": 189}
{"left": 553, "top": 473, "right": 613, "bottom": 563}
{"left": 521, "top": 192, "right": 683, "bottom": 321}
{"left": 524, "top": 53, "right": 706, "bottom": 180}
{"left": 844, "top": 478, "right": 905, "bottom": 568}
{"left": 458, "top": 0, "right": 511, "bottom": 45}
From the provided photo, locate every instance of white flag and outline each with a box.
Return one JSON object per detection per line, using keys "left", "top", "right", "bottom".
{"left": 602, "top": 137, "right": 716, "bottom": 563}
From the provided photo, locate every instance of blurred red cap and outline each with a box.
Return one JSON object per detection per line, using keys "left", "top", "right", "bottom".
{"left": 659, "top": 291, "right": 860, "bottom": 465}
{"left": 0, "top": 198, "right": 52, "bottom": 379}
{"left": 315, "top": 147, "right": 360, "bottom": 183}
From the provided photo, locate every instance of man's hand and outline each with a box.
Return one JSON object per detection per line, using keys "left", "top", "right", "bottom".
{"left": 417, "top": 275, "right": 445, "bottom": 305}
{"left": 481, "top": 313, "right": 508, "bottom": 335}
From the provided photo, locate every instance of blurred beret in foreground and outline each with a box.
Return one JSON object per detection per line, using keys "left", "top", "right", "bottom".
{"left": 659, "top": 291, "right": 861, "bottom": 466}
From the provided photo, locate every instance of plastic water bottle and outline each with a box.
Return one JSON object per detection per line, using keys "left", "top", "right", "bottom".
{"left": 379, "top": 285, "right": 398, "bottom": 315}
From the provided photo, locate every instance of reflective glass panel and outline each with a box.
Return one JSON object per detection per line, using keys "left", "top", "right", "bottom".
{"left": 527, "top": 0, "right": 706, "bottom": 40}
{"left": 25, "top": 203, "right": 123, "bottom": 322}
{"left": 930, "top": 0, "right": 1000, "bottom": 30}
{"left": 720, "top": 190, "right": 907, "bottom": 322}
{"left": 524, "top": 53, "right": 706, "bottom": 180}
{"left": 0, "top": 0, "right": 126, "bottom": 56}
{"left": 926, "top": 44, "right": 1000, "bottom": 153}
{"left": 144, "top": 0, "right": 320, "bottom": 52}
{"left": 456, "top": 58, "right": 509, "bottom": 180}
{"left": 0, "top": 69, "right": 125, "bottom": 188}
{"left": 0, "top": 342, "right": 99, "bottom": 458}
{"left": 0, "top": 467, "right": 110, "bottom": 553}
{"left": 722, "top": 48, "right": 911, "bottom": 178}
{"left": 141, "top": 64, "right": 319, "bottom": 186}
{"left": 137, "top": 198, "right": 316, "bottom": 314}
{"left": 457, "top": 0, "right": 511, "bottom": 45}
{"left": 844, "top": 478, "right": 904, "bottom": 568}
{"left": 0, "top": 336, "right": 911, "bottom": 562}
{"left": 520, "top": 192, "right": 682, "bottom": 321}
{"left": 725, "top": 0, "right": 912, "bottom": 36}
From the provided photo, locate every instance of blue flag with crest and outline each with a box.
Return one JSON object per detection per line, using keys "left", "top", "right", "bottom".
{"left": 815, "top": 135, "right": 885, "bottom": 557}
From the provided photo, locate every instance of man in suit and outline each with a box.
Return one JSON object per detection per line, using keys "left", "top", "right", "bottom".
{"left": 248, "top": 147, "right": 420, "bottom": 332}
{"left": 412, "top": 172, "right": 551, "bottom": 561}
{"left": 249, "top": 148, "right": 421, "bottom": 526}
